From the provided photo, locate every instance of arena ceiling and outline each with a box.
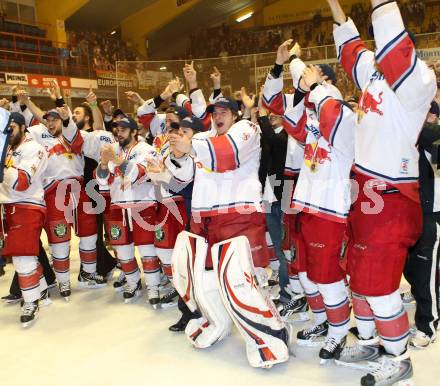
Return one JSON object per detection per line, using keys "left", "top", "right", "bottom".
{"left": 65, "top": 0, "right": 160, "bottom": 31}
{"left": 148, "top": 0, "right": 256, "bottom": 57}
{"left": 66, "top": 0, "right": 255, "bottom": 33}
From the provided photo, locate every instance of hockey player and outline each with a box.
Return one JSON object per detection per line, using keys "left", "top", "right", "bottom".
{"left": 0, "top": 109, "right": 48, "bottom": 326}
{"left": 96, "top": 117, "right": 163, "bottom": 306}
{"left": 169, "top": 97, "right": 290, "bottom": 368}
{"left": 71, "top": 88, "right": 117, "bottom": 280}
{"left": 148, "top": 116, "right": 203, "bottom": 329}
{"left": 264, "top": 41, "right": 355, "bottom": 361}
{"left": 259, "top": 45, "right": 309, "bottom": 321}
{"left": 18, "top": 91, "right": 107, "bottom": 301}
{"left": 327, "top": 0, "right": 437, "bottom": 384}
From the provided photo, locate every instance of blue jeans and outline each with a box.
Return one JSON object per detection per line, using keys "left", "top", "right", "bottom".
{"left": 0, "top": 256, "right": 5, "bottom": 266}
{"left": 266, "top": 201, "right": 290, "bottom": 303}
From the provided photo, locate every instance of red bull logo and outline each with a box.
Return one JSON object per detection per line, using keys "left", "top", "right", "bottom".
{"left": 359, "top": 91, "right": 384, "bottom": 116}
{"left": 48, "top": 144, "right": 69, "bottom": 157}
{"left": 304, "top": 142, "right": 331, "bottom": 172}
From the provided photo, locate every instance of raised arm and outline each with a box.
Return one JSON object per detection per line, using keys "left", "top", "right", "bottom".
{"left": 371, "top": 1, "right": 436, "bottom": 110}
{"left": 327, "top": 0, "right": 347, "bottom": 25}
{"left": 85, "top": 87, "right": 104, "bottom": 131}
{"left": 304, "top": 65, "right": 355, "bottom": 158}
{"left": 17, "top": 90, "right": 45, "bottom": 123}
{"left": 328, "top": 0, "right": 376, "bottom": 91}
{"left": 209, "top": 66, "right": 223, "bottom": 102}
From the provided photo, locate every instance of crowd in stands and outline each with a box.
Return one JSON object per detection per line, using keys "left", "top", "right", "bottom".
{"left": 68, "top": 31, "right": 138, "bottom": 71}
{"left": 187, "top": 0, "right": 437, "bottom": 60}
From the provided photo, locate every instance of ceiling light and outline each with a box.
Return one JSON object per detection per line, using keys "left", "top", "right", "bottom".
{"left": 236, "top": 12, "right": 253, "bottom": 23}
{"left": 160, "top": 66, "right": 167, "bottom": 71}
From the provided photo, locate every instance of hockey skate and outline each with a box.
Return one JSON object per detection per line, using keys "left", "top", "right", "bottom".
{"left": 159, "top": 288, "right": 178, "bottom": 309}
{"left": 113, "top": 270, "right": 126, "bottom": 292}
{"left": 39, "top": 288, "right": 52, "bottom": 307}
{"left": 335, "top": 336, "right": 381, "bottom": 371}
{"left": 123, "top": 280, "right": 142, "bottom": 304}
{"left": 319, "top": 336, "right": 346, "bottom": 365}
{"left": 20, "top": 300, "right": 39, "bottom": 328}
{"left": 297, "top": 321, "right": 328, "bottom": 347}
{"left": 360, "top": 351, "right": 414, "bottom": 386}
{"left": 58, "top": 281, "right": 71, "bottom": 302}
{"left": 77, "top": 269, "right": 107, "bottom": 289}
{"left": 146, "top": 285, "right": 160, "bottom": 309}
{"left": 1, "top": 293, "right": 22, "bottom": 304}
{"left": 279, "top": 294, "right": 310, "bottom": 323}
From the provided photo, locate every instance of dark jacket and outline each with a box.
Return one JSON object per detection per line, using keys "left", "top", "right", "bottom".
{"left": 418, "top": 122, "right": 440, "bottom": 213}
{"left": 258, "top": 115, "right": 288, "bottom": 202}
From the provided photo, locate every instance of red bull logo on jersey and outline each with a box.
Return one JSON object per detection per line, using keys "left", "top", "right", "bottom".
{"left": 358, "top": 91, "right": 384, "bottom": 121}
{"left": 303, "top": 142, "right": 331, "bottom": 172}
{"left": 47, "top": 144, "right": 74, "bottom": 159}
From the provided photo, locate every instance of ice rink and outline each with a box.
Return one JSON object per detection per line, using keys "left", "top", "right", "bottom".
{"left": 0, "top": 236, "right": 438, "bottom": 386}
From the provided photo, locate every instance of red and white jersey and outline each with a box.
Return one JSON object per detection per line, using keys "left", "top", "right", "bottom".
{"left": 284, "top": 136, "right": 304, "bottom": 177}
{"left": 28, "top": 120, "right": 103, "bottom": 191}
{"left": 0, "top": 137, "right": 47, "bottom": 209}
{"left": 27, "top": 121, "right": 85, "bottom": 190}
{"left": 191, "top": 119, "right": 263, "bottom": 217}
{"left": 137, "top": 92, "right": 193, "bottom": 137}
{"left": 264, "top": 62, "right": 354, "bottom": 222}
{"left": 96, "top": 141, "right": 160, "bottom": 208}
{"left": 334, "top": 1, "right": 437, "bottom": 202}
{"left": 260, "top": 67, "right": 304, "bottom": 178}
{"left": 286, "top": 86, "right": 355, "bottom": 222}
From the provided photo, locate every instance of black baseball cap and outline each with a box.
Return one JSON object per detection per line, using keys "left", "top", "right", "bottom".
{"left": 318, "top": 64, "right": 337, "bottom": 84}
{"left": 43, "top": 109, "right": 61, "bottom": 120}
{"left": 206, "top": 97, "right": 239, "bottom": 113}
{"left": 180, "top": 116, "right": 204, "bottom": 132}
{"left": 10, "top": 112, "right": 26, "bottom": 127}
{"left": 112, "top": 117, "right": 138, "bottom": 130}
{"left": 112, "top": 108, "right": 127, "bottom": 119}
{"left": 166, "top": 104, "right": 189, "bottom": 120}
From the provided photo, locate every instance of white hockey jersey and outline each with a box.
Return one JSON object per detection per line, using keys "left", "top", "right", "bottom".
{"left": 334, "top": 1, "right": 437, "bottom": 202}
{"left": 27, "top": 121, "right": 85, "bottom": 191}
{"left": 284, "top": 136, "right": 304, "bottom": 177}
{"left": 190, "top": 119, "right": 263, "bottom": 217}
{"left": 96, "top": 141, "right": 160, "bottom": 208}
{"left": 264, "top": 61, "right": 354, "bottom": 223}
{"left": 28, "top": 119, "right": 102, "bottom": 191}
{"left": 0, "top": 136, "right": 48, "bottom": 209}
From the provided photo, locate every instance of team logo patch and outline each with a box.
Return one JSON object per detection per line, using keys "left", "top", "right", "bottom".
{"left": 110, "top": 225, "right": 122, "bottom": 240}
{"left": 155, "top": 228, "right": 165, "bottom": 241}
{"left": 0, "top": 239, "right": 4, "bottom": 249}
{"left": 54, "top": 224, "right": 67, "bottom": 238}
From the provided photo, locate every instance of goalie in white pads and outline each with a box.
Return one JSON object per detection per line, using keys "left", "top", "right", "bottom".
{"left": 169, "top": 97, "right": 290, "bottom": 368}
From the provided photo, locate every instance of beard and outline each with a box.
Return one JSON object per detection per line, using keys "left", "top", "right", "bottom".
{"left": 118, "top": 136, "right": 131, "bottom": 148}
{"left": 9, "top": 131, "right": 24, "bottom": 148}
{"left": 76, "top": 120, "right": 85, "bottom": 130}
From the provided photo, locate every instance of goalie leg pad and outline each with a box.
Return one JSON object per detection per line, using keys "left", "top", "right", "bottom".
{"left": 171, "top": 231, "right": 232, "bottom": 348}
{"left": 171, "top": 231, "right": 201, "bottom": 313}
{"left": 212, "top": 236, "right": 290, "bottom": 368}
